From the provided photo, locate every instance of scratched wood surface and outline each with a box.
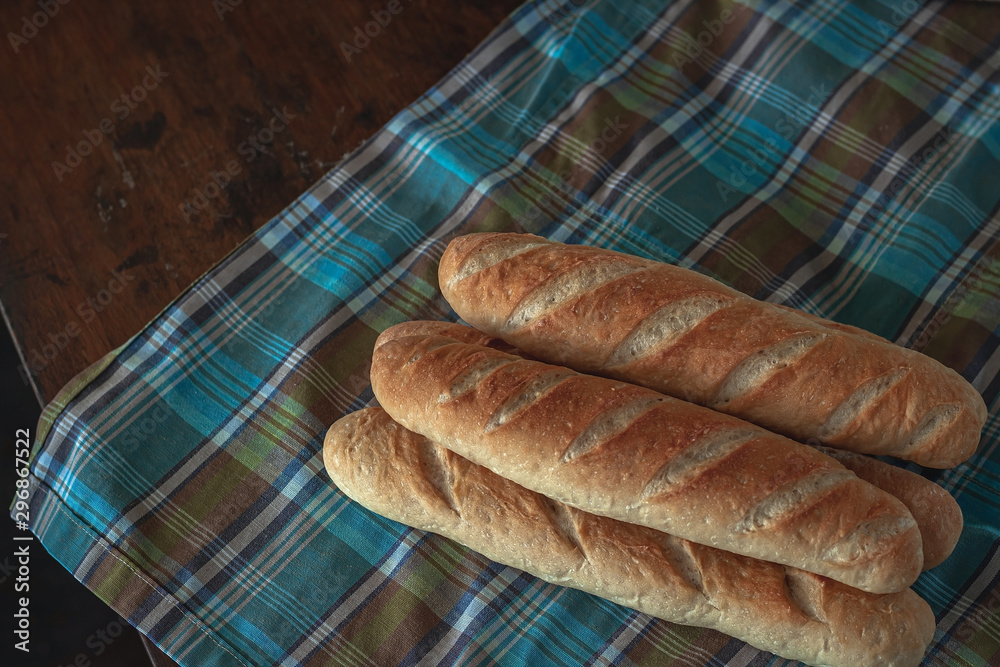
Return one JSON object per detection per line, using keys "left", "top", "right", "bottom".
{"left": 0, "top": 0, "right": 522, "bottom": 405}
{"left": 0, "top": 0, "right": 523, "bottom": 664}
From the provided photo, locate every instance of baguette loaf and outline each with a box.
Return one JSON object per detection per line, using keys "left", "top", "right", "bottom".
{"left": 378, "top": 320, "right": 964, "bottom": 571}
{"left": 814, "top": 446, "right": 963, "bottom": 570}
{"left": 370, "top": 330, "right": 924, "bottom": 593}
{"left": 437, "top": 233, "right": 987, "bottom": 468}
{"left": 323, "top": 408, "right": 935, "bottom": 667}
{"left": 377, "top": 319, "right": 522, "bottom": 355}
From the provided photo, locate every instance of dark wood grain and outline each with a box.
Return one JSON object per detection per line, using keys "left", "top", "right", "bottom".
{"left": 0, "top": 0, "right": 522, "bottom": 404}
{"left": 0, "top": 1, "right": 523, "bottom": 665}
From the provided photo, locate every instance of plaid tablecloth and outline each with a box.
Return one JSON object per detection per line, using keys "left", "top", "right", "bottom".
{"left": 21, "top": 0, "right": 1000, "bottom": 664}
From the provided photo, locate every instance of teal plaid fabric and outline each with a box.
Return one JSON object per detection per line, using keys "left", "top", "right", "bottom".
{"left": 20, "top": 0, "right": 1000, "bottom": 664}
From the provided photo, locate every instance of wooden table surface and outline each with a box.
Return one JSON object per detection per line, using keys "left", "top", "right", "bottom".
{"left": 0, "top": 0, "right": 523, "bottom": 662}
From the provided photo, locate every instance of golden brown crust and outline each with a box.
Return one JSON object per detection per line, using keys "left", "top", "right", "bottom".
{"left": 438, "top": 233, "right": 987, "bottom": 468}
{"left": 374, "top": 320, "right": 521, "bottom": 354}
{"left": 370, "top": 330, "right": 924, "bottom": 593}
{"left": 324, "top": 408, "right": 935, "bottom": 667}
{"left": 380, "top": 320, "right": 963, "bottom": 571}
{"left": 815, "top": 446, "right": 963, "bottom": 569}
